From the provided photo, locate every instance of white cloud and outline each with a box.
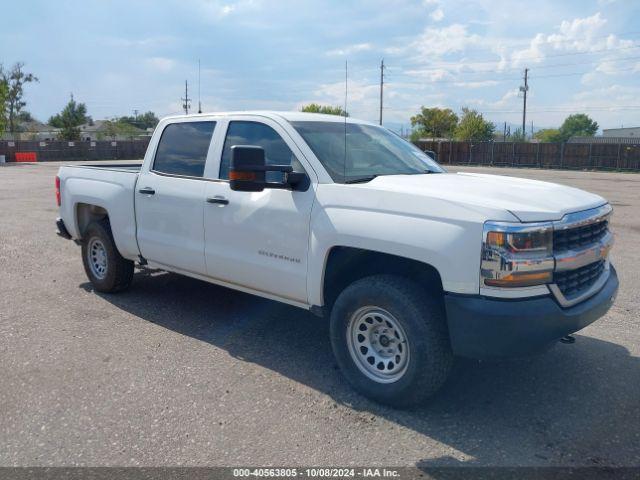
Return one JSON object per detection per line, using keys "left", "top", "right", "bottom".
{"left": 314, "top": 80, "right": 378, "bottom": 103}
{"left": 326, "top": 43, "right": 372, "bottom": 57}
{"left": 573, "top": 84, "right": 640, "bottom": 105}
{"left": 303, "top": 80, "right": 389, "bottom": 120}
{"left": 403, "top": 68, "right": 453, "bottom": 82}
{"left": 220, "top": 4, "right": 235, "bottom": 15}
{"left": 189, "top": 0, "right": 259, "bottom": 21}
{"left": 101, "top": 36, "right": 176, "bottom": 49}
{"left": 510, "top": 13, "right": 636, "bottom": 67}
{"left": 146, "top": 57, "right": 176, "bottom": 72}
{"left": 453, "top": 80, "right": 499, "bottom": 88}
{"left": 430, "top": 8, "right": 444, "bottom": 22}
{"left": 410, "top": 24, "right": 481, "bottom": 58}
{"left": 467, "top": 88, "right": 521, "bottom": 109}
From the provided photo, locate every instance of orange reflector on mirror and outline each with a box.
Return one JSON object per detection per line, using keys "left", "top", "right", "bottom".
{"left": 229, "top": 170, "right": 256, "bottom": 181}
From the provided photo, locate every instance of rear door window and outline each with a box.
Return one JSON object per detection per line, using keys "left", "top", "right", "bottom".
{"left": 153, "top": 121, "right": 216, "bottom": 177}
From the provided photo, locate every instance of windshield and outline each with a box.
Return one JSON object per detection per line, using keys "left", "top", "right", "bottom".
{"left": 291, "top": 121, "right": 444, "bottom": 183}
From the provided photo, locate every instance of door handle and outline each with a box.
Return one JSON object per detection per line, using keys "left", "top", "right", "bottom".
{"left": 139, "top": 187, "right": 155, "bottom": 195}
{"left": 206, "top": 196, "right": 229, "bottom": 205}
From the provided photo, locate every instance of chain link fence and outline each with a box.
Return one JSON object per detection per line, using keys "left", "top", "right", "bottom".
{"left": 415, "top": 141, "right": 640, "bottom": 171}
{"left": 0, "top": 140, "right": 150, "bottom": 162}
{"left": 2, "top": 139, "right": 639, "bottom": 171}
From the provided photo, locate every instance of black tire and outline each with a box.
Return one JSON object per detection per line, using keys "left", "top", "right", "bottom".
{"left": 330, "top": 274, "right": 453, "bottom": 408}
{"left": 81, "top": 218, "right": 134, "bottom": 293}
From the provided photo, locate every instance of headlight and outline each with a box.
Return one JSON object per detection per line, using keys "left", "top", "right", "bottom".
{"left": 481, "top": 222, "right": 554, "bottom": 288}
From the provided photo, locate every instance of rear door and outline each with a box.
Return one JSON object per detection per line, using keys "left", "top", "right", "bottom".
{"left": 203, "top": 117, "right": 316, "bottom": 304}
{"left": 136, "top": 120, "right": 217, "bottom": 275}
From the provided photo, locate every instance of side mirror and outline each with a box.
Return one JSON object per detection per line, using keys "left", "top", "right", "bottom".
{"left": 229, "top": 145, "right": 309, "bottom": 192}
{"left": 230, "top": 145, "right": 267, "bottom": 192}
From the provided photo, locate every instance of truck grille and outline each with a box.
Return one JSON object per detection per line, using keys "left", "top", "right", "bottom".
{"left": 553, "top": 219, "right": 608, "bottom": 252}
{"left": 554, "top": 260, "right": 605, "bottom": 298}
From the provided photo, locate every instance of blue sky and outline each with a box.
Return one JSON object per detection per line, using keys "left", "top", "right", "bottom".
{"left": 2, "top": 0, "right": 639, "bottom": 132}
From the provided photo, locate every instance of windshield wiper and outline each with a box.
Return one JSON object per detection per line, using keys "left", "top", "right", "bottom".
{"left": 344, "top": 175, "right": 378, "bottom": 184}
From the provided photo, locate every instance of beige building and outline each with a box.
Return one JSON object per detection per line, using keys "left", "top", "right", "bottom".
{"left": 602, "top": 127, "right": 640, "bottom": 138}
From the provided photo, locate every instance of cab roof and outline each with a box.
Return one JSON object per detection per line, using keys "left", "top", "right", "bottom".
{"left": 161, "top": 110, "right": 378, "bottom": 126}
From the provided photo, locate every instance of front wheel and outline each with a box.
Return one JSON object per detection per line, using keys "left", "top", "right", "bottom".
{"left": 330, "top": 275, "right": 452, "bottom": 408}
{"left": 81, "top": 219, "right": 134, "bottom": 293}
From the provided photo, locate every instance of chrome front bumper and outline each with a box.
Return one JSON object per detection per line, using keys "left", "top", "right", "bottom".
{"left": 480, "top": 204, "right": 614, "bottom": 307}
{"left": 549, "top": 204, "right": 613, "bottom": 307}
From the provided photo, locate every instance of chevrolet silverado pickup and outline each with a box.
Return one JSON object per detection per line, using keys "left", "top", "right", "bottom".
{"left": 55, "top": 111, "right": 618, "bottom": 407}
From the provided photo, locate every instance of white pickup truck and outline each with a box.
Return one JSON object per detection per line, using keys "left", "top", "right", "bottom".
{"left": 56, "top": 111, "right": 618, "bottom": 407}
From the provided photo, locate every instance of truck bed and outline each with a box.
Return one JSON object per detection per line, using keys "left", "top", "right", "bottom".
{"left": 64, "top": 162, "right": 142, "bottom": 173}
{"left": 57, "top": 163, "right": 142, "bottom": 260}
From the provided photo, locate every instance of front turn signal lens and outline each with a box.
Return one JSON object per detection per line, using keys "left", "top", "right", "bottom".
{"left": 484, "top": 271, "right": 553, "bottom": 288}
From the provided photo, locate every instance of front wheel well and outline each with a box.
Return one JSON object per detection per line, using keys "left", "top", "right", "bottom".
{"left": 322, "top": 247, "right": 443, "bottom": 311}
{"left": 76, "top": 203, "right": 109, "bottom": 239}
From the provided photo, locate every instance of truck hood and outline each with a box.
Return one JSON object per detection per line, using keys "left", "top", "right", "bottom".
{"left": 365, "top": 172, "right": 607, "bottom": 222}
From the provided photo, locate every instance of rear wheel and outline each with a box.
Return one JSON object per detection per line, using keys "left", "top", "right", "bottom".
{"left": 81, "top": 219, "right": 134, "bottom": 293}
{"left": 330, "top": 274, "right": 452, "bottom": 408}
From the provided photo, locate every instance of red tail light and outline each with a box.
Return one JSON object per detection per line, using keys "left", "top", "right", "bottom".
{"left": 55, "top": 176, "right": 61, "bottom": 206}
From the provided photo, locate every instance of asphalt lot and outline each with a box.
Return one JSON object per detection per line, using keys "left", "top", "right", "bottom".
{"left": 0, "top": 161, "right": 638, "bottom": 467}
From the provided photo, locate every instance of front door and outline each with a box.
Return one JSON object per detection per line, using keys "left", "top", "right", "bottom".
{"left": 203, "top": 119, "right": 315, "bottom": 303}
{"left": 136, "top": 120, "right": 217, "bottom": 275}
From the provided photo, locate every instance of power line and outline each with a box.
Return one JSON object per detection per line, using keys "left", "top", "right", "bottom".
{"left": 473, "top": 106, "right": 640, "bottom": 113}
{"left": 382, "top": 105, "right": 640, "bottom": 113}
{"left": 381, "top": 62, "right": 639, "bottom": 87}
{"left": 532, "top": 64, "right": 640, "bottom": 79}
{"left": 508, "top": 42, "right": 640, "bottom": 60}
{"left": 387, "top": 53, "right": 640, "bottom": 79}
{"left": 391, "top": 44, "right": 640, "bottom": 74}
{"left": 504, "top": 29, "right": 640, "bottom": 46}
{"left": 514, "top": 54, "right": 640, "bottom": 71}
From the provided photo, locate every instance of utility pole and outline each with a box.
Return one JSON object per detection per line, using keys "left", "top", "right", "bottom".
{"left": 520, "top": 68, "right": 529, "bottom": 136}
{"left": 182, "top": 80, "right": 191, "bottom": 115}
{"left": 379, "top": 59, "right": 385, "bottom": 125}
{"left": 503, "top": 121, "right": 507, "bottom": 141}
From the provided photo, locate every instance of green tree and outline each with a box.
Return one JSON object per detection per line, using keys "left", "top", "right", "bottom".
{"left": 409, "top": 129, "right": 423, "bottom": 142}
{"left": 455, "top": 107, "right": 495, "bottom": 141}
{"left": 97, "top": 119, "right": 142, "bottom": 140}
{"left": 410, "top": 107, "right": 458, "bottom": 139}
{"left": 510, "top": 127, "right": 527, "bottom": 142}
{"left": 49, "top": 94, "right": 92, "bottom": 140}
{"left": 118, "top": 111, "right": 159, "bottom": 130}
{"left": 0, "top": 62, "right": 38, "bottom": 135}
{"left": 0, "top": 78, "right": 7, "bottom": 135}
{"left": 17, "top": 111, "right": 34, "bottom": 123}
{"left": 558, "top": 113, "right": 598, "bottom": 142}
{"left": 534, "top": 128, "right": 562, "bottom": 143}
{"left": 300, "top": 103, "right": 348, "bottom": 117}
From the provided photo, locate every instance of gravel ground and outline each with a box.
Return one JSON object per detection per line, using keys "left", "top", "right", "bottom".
{"left": 0, "top": 161, "right": 638, "bottom": 467}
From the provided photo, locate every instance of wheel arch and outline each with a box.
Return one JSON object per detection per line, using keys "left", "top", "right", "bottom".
{"left": 75, "top": 203, "right": 109, "bottom": 239}
{"left": 319, "top": 246, "right": 444, "bottom": 313}
{"left": 73, "top": 202, "right": 138, "bottom": 261}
